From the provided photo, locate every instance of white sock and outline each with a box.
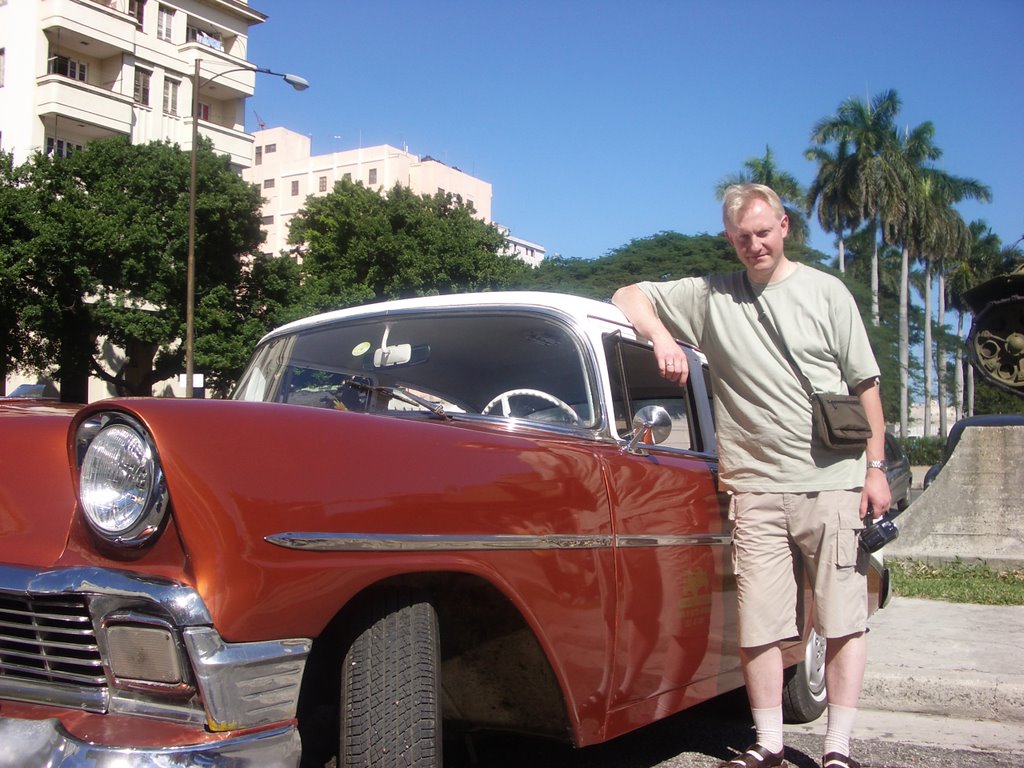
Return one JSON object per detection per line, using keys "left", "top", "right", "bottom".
{"left": 751, "top": 705, "right": 784, "bottom": 753}
{"left": 824, "top": 703, "right": 857, "bottom": 756}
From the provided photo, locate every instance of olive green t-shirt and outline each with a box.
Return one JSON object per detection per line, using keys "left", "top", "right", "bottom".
{"left": 638, "top": 263, "right": 880, "bottom": 493}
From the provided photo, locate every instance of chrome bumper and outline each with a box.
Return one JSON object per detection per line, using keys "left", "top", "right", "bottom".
{"left": 0, "top": 717, "right": 300, "bottom": 767}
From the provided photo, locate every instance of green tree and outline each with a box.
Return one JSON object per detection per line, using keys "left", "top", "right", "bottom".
{"left": 715, "top": 145, "right": 809, "bottom": 244}
{"left": 196, "top": 253, "right": 304, "bottom": 397}
{"left": 289, "top": 179, "right": 526, "bottom": 312}
{"left": 0, "top": 152, "right": 33, "bottom": 394}
{"left": 16, "top": 137, "right": 267, "bottom": 399}
{"left": 900, "top": 168, "right": 990, "bottom": 435}
{"left": 805, "top": 140, "right": 860, "bottom": 273}
{"left": 810, "top": 90, "right": 919, "bottom": 328}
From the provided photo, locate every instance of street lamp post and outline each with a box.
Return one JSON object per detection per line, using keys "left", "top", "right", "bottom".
{"left": 185, "top": 60, "right": 308, "bottom": 398}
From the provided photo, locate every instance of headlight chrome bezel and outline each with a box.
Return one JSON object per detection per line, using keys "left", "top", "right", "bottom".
{"left": 76, "top": 412, "right": 169, "bottom": 548}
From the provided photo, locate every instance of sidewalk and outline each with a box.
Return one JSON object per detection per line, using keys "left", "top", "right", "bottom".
{"left": 858, "top": 595, "right": 1024, "bottom": 722}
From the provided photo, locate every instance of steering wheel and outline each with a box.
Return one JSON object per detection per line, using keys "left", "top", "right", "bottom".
{"left": 482, "top": 389, "right": 580, "bottom": 425}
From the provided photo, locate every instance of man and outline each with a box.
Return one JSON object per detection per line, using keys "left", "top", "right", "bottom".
{"left": 612, "top": 184, "right": 890, "bottom": 768}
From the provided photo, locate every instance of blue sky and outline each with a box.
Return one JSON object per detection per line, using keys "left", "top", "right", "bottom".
{"left": 246, "top": 0, "right": 1023, "bottom": 263}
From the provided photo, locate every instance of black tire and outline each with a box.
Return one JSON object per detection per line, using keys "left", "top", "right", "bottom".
{"left": 340, "top": 590, "right": 442, "bottom": 768}
{"left": 781, "top": 627, "right": 827, "bottom": 723}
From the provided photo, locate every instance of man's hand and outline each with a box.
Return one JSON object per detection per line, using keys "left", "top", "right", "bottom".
{"left": 654, "top": 338, "right": 688, "bottom": 384}
{"left": 612, "top": 285, "right": 689, "bottom": 384}
{"left": 860, "top": 469, "right": 891, "bottom": 521}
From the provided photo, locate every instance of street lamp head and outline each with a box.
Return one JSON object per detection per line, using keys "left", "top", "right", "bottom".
{"left": 283, "top": 74, "right": 310, "bottom": 92}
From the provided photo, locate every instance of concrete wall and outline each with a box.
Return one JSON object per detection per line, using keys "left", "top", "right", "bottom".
{"left": 886, "top": 425, "right": 1024, "bottom": 569}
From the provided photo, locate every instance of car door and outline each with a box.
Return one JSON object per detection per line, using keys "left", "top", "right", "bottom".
{"left": 598, "top": 334, "right": 739, "bottom": 720}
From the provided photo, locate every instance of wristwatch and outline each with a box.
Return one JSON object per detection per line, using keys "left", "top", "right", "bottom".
{"left": 866, "top": 459, "right": 888, "bottom": 472}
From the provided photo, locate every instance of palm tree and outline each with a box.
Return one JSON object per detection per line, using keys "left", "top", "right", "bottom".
{"left": 715, "top": 145, "right": 809, "bottom": 244}
{"left": 810, "top": 90, "right": 922, "bottom": 327}
{"left": 805, "top": 140, "right": 860, "bottom": 272}
{"left": 902, "top": 170, "right": 988, "bottom": 435}
{"left": 881, "top": 123, "right": 941, "bottom": 437}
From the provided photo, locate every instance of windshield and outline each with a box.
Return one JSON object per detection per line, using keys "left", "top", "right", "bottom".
{"left": 233, "top": 310, "right": 598, "bottom": 428}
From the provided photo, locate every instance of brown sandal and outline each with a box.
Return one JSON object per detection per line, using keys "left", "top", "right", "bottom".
{"left": 822, "top": 753, "right": 861, "bottom": 768}
{"left": 718, "top": 743, "right": 787, "bottom": 767}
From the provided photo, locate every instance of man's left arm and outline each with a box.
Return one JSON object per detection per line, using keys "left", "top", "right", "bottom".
{"left": 854, "top": 378, "right": 891, "bottom": 520}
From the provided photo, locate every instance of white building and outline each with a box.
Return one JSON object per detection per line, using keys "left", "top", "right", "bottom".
{"left": 0, "top": 0, "right": 266, "bottom": 169}
{"left": 243, "top": 127, "right": 505, "bottom": 258}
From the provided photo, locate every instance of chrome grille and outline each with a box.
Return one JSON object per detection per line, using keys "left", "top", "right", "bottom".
{"left": 0, "top": 592, "right": 107, "bottom": 709}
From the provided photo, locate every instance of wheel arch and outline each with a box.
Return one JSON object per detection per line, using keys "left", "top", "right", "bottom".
{"left": 295, "top": 571, "right": 574, "bottom": 762}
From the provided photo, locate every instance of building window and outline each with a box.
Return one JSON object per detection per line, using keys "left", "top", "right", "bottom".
{"left": 368, "top": 168, "right": 377, "bottom": 185}
{"left": 49, "top": 55, "right": 88, "bottom": 83}
{"left": 128, "top": 0, "right": 145, "bottom": 24}
{"left": 46, "top": 138, "right": 83, "bottom": 158}
{"left": 157, "top": 5, "right": 174, "bottom": 42}
{"left": 263, "top": 178, "right": 275, "bottom": 189}
{"left": 163, "top": 79, "right": 179, "bottom": 115}
{"left": 319, "top": 176, "right": 327, "bottom": 192}
{"left": 197, "top": 101, "right": 210, "bottom": 121}
{"left": 133, "top": 69, "right": 151, "bottom": 105}
{"left": 255, "top": 146, "right": 262, "bottom": 166}
{"left": 261, "top": 215, "right": 274, "bottom": 225}
{"left": 265, "top": 143, "right": 276, "bottom": 154}
{"left": 0, "top": 49, "right": 5, "bottom": 88}
{"left": 187, "top": 26, "right": 224, "bottom": 52}
{"left": 291, "top": 180, "right": 299, "bottom": 196}
{"left": 343, "top": 172, "right": 351, "bottom": 181}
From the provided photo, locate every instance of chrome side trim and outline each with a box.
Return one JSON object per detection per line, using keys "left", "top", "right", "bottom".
{"left": 183, "top": 628, "right": 311, "bottom": 731}
{"left": 616, "top": 533, "right": 733, "bottom": 548}
{"left": 265, "top": 531, "right": 733, "bottom": 551}
{"left": 0, "top": 717, "right": 299, "bottom": 768}
{"left": 266, "top": 532, "right": 615, "bottom": 551}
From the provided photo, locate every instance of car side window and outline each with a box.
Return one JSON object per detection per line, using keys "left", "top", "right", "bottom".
{"left": 604, "top": 334, "right": 694, "bottom": 451}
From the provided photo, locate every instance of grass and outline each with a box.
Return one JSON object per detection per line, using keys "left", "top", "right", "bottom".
{"left": 889, "top": 557, "right": 1024, "bottom": 605}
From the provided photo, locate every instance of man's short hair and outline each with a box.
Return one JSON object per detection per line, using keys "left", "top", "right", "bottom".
{"left": 722, "top": 184, "right": 786, "bottom": 229}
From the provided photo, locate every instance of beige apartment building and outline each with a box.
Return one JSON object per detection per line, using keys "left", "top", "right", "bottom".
{"left": 244, "top": 127, "right": 499, "bottom": 258}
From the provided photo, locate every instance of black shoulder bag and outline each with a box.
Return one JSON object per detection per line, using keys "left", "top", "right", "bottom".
{"left": 743, "top": 275, "right": 871, "bottom": 452}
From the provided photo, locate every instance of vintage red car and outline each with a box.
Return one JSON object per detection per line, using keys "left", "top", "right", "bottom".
{"left": 0, "top": 291, "right": 889, "bottom": 767}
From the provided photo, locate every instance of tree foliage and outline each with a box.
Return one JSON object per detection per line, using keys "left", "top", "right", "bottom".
{"left": 289, "top": 179, "right": 527, "bottom": 313}
{"left": 10, "top": 137, "right": 269, "bottom": 399}
{"left": 0, "top": 153, "right": 33, "bottom": 394}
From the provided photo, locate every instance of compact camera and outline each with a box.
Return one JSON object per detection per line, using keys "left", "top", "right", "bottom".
{"left": 860, "top": 511, "right": 899, "bottom": 553}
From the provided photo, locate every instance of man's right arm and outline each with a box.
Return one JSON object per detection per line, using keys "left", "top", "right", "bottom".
{"left": 611, "top": 285, "right": 689, "bottom": 384}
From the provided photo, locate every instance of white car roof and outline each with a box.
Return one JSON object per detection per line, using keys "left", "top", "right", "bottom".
{"left": 261, "top": 291, "right": 632, "bottom": 343}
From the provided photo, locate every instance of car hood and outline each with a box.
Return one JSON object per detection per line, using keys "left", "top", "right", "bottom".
{"left": 0, "top": 402, "right": 83, "bottom": 566}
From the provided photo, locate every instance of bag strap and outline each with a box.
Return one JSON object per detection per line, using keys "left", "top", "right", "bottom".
{"left": 741, "top": 273, "right": 816, "bottom": 398}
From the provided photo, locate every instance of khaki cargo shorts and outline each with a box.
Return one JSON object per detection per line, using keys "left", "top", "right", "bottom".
{"left": 730, "top": 490, "right": 868, "bottom": 648}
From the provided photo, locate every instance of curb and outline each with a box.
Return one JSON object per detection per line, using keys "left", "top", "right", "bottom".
{"left": 862, "top": 596, "right": 1024, "bottom": 723}
{"left": 860, "top": 671, "right": 1024, "bottom": 722}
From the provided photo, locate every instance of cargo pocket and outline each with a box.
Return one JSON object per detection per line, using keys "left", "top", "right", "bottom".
{"left": 835, "top": 505, "right": 864, "bottom": 568}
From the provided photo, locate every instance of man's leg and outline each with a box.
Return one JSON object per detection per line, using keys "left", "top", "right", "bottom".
{"left": 823, "top": 631, "right": 866, "bottom": 761}
{"left": 741, "top": 643, "right": 784, "bottom": 754}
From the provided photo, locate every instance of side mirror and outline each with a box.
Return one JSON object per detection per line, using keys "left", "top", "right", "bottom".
{"left": 624, "top": 405, "right": 672, "bottom": 455}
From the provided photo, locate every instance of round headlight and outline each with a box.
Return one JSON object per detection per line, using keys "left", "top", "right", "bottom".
{"left": 79, "top": 415, "right": 168, "bottom": 547}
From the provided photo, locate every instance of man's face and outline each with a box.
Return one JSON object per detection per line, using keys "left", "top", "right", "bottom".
{"left": 725, "top": 199, "right": 789, "bottom": 283}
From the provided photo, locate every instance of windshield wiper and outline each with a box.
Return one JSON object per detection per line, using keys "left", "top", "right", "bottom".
{"left": 342, "top": 380, "right": 452, "bottom": 421}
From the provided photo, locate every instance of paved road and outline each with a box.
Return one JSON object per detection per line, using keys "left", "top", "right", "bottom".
{"left": 444, "top": 595, "right": 1024, "bottom": 768}
{"left": 446, "top": 705, "right": 1022, "bottom": 767}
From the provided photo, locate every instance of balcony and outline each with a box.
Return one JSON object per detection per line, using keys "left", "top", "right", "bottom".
{"left": 188, "top": 117, "right": 255, "bottom": 170}
{"left": 36, "top": 75, "right": 134, "bottom": 136}
{"left": 40, "top": 0, "right": 138, "bottom": 58}
{"left": 183, "top": 45, "right": 256, "bottom": 102}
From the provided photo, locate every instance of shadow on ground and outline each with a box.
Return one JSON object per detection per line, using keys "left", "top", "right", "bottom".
{"left": 444, "top": 690, "right": 823, "bottom": 768}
